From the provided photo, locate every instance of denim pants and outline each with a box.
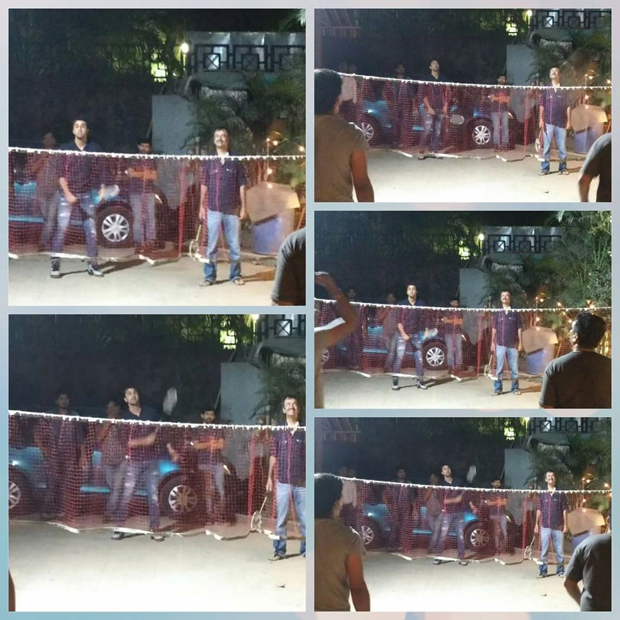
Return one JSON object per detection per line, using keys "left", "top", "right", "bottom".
{"left": 52, "top": 192, "right": 98, "bottom": 259}
{"left": 433, "top": 511, "right": 465, "bottom": 558}
{"left": 427, "top": 512, "right": 444, "bottom": 551}
{"left": 116, "top": 459, "right": 160, "bottom": 531}
{"left": 199, "top": 462, "right": 225, "bottom": 515}
{"left": 38, "top": 192, "right": 59, "bottom": 250}
{"left": 392, "top": 334, "right": 424, "bottom": 378}
{"left": 494, "top": 345, "right": 519, "bottom": 392}
{"left": 129, "top": 192, "right": 156, "bottom": 245}
{"left": 421, "top": 113, "right": 443, "bottom": 152}
{"left": 274, "top": 481, "right": 306, "bottom": 556}
{"left": 491, "top": 111, "right": 509, "bottom": 148}
{"left": 388, "top": 504, "right": 408, "bottom": 551}
{"left": 540, "top": 526, "right": 564, "bottom": 574}
{"left": 542, "top": 125, "right": 567, "bottom": 172}
{"left": 104, "top": 460, "right": 127, "bottom": 519}
{"left": 384, "top": 333, "right": 399, "bottom": 370}
{"left": 445, "top": 331, "right": 462, "bottom": 369}
{"left": 490, "top": 514, "right": 507, "bottom": 551}
{"left": 203, "top": 210, "right": 241, "bottom": 282}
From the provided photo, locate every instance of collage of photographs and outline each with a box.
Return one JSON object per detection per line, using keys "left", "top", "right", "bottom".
{"left": 5, "top": 5, "right": 613, "bottom": 617}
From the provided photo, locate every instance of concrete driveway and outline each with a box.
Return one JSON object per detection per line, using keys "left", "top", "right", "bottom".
{"left": 9, "top": 521, "right": 305, "bottom": 612}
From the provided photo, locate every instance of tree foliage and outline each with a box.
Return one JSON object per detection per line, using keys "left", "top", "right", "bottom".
{"left": 254, "top": 357, "right": 306, "bottom": 423}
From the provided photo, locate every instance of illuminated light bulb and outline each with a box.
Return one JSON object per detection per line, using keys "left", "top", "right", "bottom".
{"left": 266, "top": 138, "right": 271, "bottom": 143}
{"left": 272, "top": 140, "right": 279, "bottom": 146}
{"left": 477, "top": 233, "right": 485, "bottom": 242}
{"left": 607, "top": 79, "right": 611, "bottom": 85}
{"left": 180, "top": 42, "right": 190, "bottom": 54}
{"left": 267, "top": 183, "right": 273, "bottom": 189}
{"left": 588, "top": 75, "right": 594, "bottom": 80}
{"left": 267, "top": 167, "right": 274, "bottom": 175}
{"left": 298, "top": 145, "right": 305, "bottom": 153}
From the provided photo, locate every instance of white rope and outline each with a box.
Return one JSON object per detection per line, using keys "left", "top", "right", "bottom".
{"left": 315, "top": 298, "right": 610, "bottom": 313}
{"left": 339, "top": 71, "right": 612, "bottom": 91}
{"left": 8, "top": 147, "right": 305, "bottom": 162}
{"left": 9, "top": 410, "right": 305, "bottom": 432}
{"left": 332, "top": 475, "right": 611, "bottom": 495}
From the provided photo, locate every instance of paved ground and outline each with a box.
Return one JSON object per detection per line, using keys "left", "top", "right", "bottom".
{"left": 362, "top": 551, "right": 574, "bottom": 612}
{"left": 9, "top": 253, "right": 276, "bottom": 306}
{"left": 366, "top": 149, "right": 597, "bottom": 203}
{"left": 9, "top": 521, "right": 305, "bottom": 612}
{"left": 322, "top": 369, "right": 541, "bottom": 409}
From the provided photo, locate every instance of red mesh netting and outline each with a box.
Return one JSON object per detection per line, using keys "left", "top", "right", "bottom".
{"left": 9, "top": 149, "right": 305, "bottom": 261}
{"left": 315, "top": 299, "right": 611, "bottom": 380}
{"left": 331, "top": 476, "right": 610, "bottom": 565}
{"left": 9, "top": 412, "right": 305, "bottom": 547}
{"left": 337, "top": 73, "right": 610, "bottom": 160}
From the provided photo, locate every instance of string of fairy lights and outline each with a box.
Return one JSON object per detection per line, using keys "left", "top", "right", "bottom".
{"left": 8, "top": 146, "right": 306, "bottom": 162}
{"left": 338, "top": 71, "right": 613, "bottom": 91}
{"left": 9, "top": 410, "right": 305, "bottom": 432}
{"left": 334, "top": 475, "right": 612, "bottom": 495}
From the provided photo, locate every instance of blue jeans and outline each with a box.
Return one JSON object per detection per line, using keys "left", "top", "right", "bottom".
{"left": 432, "top": 511, "right": 465, "bottom": 558}
{"left": 38, "top": 192, "right": 59, "bottom": 250}
{"left": 130, "top": 193, "right": 156, "bottom": 245}
{"left": 392, "top": 334, "right": 424, "bottom": 379}
{"left": 427, "top": 512, "right": 445, "bottom": 552}
{"left": 445, "top": 330, "right": 462, "bottom": 369}
{"left": 542, "top": 124, "right": 567, "bottom": 172}
{"left": 52, "top": 192, "right": 98, "bottom": 259}
{"left": 494, "top": 345, "right": 519, "bottom": 393}
{"left": 274, "top": 481, "right": 306, "bottom": 556}
{"left": 421, "top": 112, "right": 443, "bottom": 152}
{"left": 117, "top": 459, "right": 160, "bottom": 531}
{"left": 540, "top": 526, "right": 564, "bottom": 574}
{"left": 104, "top": 460, "right": 127, "bottom": 519}
{"left": 490, "top": 514, "right": 507, "bottom": 551}
{"left": 203, "top": 210, "right": 241, "bottom": 282}
{"left": 491, "top": 110, "right": 509, "bottom": 148}
{"left": 199, "top": 462, "right": 225, "bottom": 515}
{"left": 384, "top": 333, "right": 399, "bottom": 370}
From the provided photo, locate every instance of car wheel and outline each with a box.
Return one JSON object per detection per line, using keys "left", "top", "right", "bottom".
{"left": 470, "top": 120, "right": 493, "bottom": 148}
{"left": 424, "top": 342, "right": 447, "bottom": 370}
{"left": 359, "top": 116, "right": 381, "bottom": 147}
{"left": 9, "top": 470, "right": 31, "bottom": 514}
{"left": 465, "top": 522, "right": 491, "bottom": 551}
{"left": 360, "top": 517, "right": 383, "bottom": 549}
{"left": 160, "top": 476, "right": 199, "bottom": 518}
{"left": 97, "top": 204, "right": 134, "bottom": 248}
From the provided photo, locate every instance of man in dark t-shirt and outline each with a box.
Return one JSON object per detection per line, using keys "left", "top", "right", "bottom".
{"left": 128, "top": 138, "right": 158, "bottom": 249}
{"left": 199, "top": 127, "right": 247, "bottom": 286}
{"left": 51, "top": 117, "right": 104, "bottom": 279}
{"left": 578, "top": 133, "right": 611, "bottom": 202}
{"left": 419, "top": 60, "right": 450, "bottom": 157}
{"left": 540, "top": 311, "right": 611, "bottom": 408}
{"left": 112, "top": 386, "right": 163, "bottom": 541}
{"left": 391, "top": 284, "right": 428, "bottom": 391}
{"left": 564, "top": 533, "right": 611, "bottom": 611}
{"left": 271, "top": 228, "right": 306, "bottom": 306}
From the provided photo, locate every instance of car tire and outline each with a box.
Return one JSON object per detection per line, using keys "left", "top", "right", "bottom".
{"left": 360, "top": 517, "right": 383, "bottom": 549}
{"left": 423, "top": 341, "right": 447, "bottom": 370}
{"left": 159, "top": 476, "right": 199, "bottom": 518}
{"left": 465, "top": 522, "right": 491, "bottom": 551}
{"left": 470, "top": 119, "right": 493, "bottom": 149}
{"left": 9, "top": 470, "right": 32, "bottom": 515}
{"left": 97, "top": 204, "right": 134, "bottom": 248}
{"left": 359, "top": 116, "right": 381, "bottom": 148}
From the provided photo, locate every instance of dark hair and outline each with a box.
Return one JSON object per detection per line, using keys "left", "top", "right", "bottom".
{"left": 396, "top": 465, "right": 406, "bottom": 472}
{"left": 124, "top": 386, "right": 139, "bottom": 396}
{"left": 137, "top": 137, "right": 151, "bottom": 145}
{"left": 55, "top": 390, "right": 70, "bottom": 399}
{"left": 107, "top": 397, "right": 122, "bottom": 407}
{"left": 315, "top": 474, "right": 343, "bottom": 518}
{"left": 213, "top": 126, "right": 229, "bottom": 136}
{"left": 72, "top": 117, "right": 88, "bottom": 127}
{"left": 450, "top": 296, "right": 459, "bottom": 302}
{"left": 497, "top": 73, "right": 507, "bottom": 79}
{"left": 315, "top": 69, "right": 342, "bottom": 115}
{"left": 573, "top": 311, "right": 607, "bottom": 349}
